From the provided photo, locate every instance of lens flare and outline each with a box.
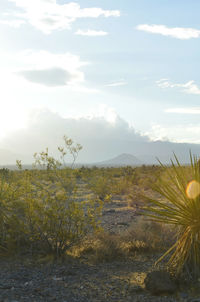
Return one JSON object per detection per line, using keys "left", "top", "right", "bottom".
{"left": 186, "top": 180, "right": 200, "bottom": 199}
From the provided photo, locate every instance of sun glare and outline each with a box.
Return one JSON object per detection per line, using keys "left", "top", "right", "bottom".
{"left": 186, "top": 180, "right": 200, "bottom": 199}
{"left": 0, "top": 108, "right": 28, "bottom": 139}
{"left": 0, "top": 69, "right": 29, "bottom": 139}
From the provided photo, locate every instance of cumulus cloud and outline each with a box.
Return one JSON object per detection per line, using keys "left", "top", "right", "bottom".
{"left": 137, "top": 24, "right": 200, "bottom": 40}
{"left": 13, "top": 50, "right": 89, "bottom": 88}
{"left": 5, "top": 0, "right": 120, "bottom": 34}
{"left": 1, "top": 108, "right": 148, "bottom": 163}
{"left": 1, "top": 108, "right": 200, "bottom": 165}
{"left": 146, "top": 124, "right": 200, "bottom": 144}
{"left": 75, "top": 29, "right": 108, "bottom": 36}
{"left": 0, "top": 50, "right": 99, "bottom": 92}
{"left": 18, "top": 67, "right": 80, "bottom": 87}
{"left": 156, "top": 79, "right": 200, "bottom": 95}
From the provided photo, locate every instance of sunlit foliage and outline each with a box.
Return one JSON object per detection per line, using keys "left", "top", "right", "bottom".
{"left": 0, "top": 136, "right": 102, "bottom": 257}
{"left": 144, "top": 154, "right": 200, "bottom": 277}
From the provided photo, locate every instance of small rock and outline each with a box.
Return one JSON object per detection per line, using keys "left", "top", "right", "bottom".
{"left": 144, "top": 270, "right": 177, "bottom": 295}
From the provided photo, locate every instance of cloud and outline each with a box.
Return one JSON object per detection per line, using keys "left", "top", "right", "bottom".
{"left": 1, "top": 108, "right": 200, "bottom": 165}
{"left": 0, "top": 106, "right": 200, "bottom": 164}
{"left": 1, "top": 108, "right": 148, "bottom": 163}
{"left": 18, "top": 67, "right": 79, "bottom": 87}
{"left": 146, "top": 124, "right": 200, "bottom": 144}
{"left": 0, "top": 50, "right": 99, "bottom": 92}
{"left": 156, "top": 79, "right": 200, "bottom": 95}
{"left": 105, "top": 81, "right": 127, "bottom": 87}
{"left": 75, "top": 29, "right": 108, "bottom": 36}
{"left": 5, "top": 0, "right": 120, "bottom": 34}
{"left": 11, "top": 50, "right": 90, "bottom": 88}
{"left": 137, "top": 24, "right": 200, "bottom": 40}
{"left": 165, "top": 107, "right": 200, "bottom": 114}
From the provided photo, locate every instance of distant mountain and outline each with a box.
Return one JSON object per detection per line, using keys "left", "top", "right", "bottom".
{"left": 134, "top": 141, "right": 200, "bottom": 165}
{"left": 93, "top": 153, "right": 142, "bottom": 167}
{"left": 2, "top": 139, "right": 200, "bottom": 167}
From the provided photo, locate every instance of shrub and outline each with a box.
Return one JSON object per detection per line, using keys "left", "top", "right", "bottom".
{"left": 112, "top": 177, "right": 131, "bottom": 195}
{"left": 0, "top": 136, "right": 103, "bottom": 258}
{"left": 144, "top": 154, "right": 200, "bottom": 277}
{"left": 87, "top": 175, "right": 113, "bottom": 201}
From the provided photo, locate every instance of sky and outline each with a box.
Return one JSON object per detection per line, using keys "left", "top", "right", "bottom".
{"left": 0, "top": 0, "right": 200, "bottom": 163}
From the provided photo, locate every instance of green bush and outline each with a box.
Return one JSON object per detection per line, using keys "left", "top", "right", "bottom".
{"left": 144, "top": 154, "right": 200, "bottom": 277}
{"left": 87, "top": 175, "right": 113, "bottom": 201}
{"left": 0, "top": 136, "right": 103, "bottom": 257}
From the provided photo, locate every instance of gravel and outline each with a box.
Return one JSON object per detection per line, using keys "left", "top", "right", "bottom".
{"left": 0, "top": 256, "right": 193, "bottom": 302}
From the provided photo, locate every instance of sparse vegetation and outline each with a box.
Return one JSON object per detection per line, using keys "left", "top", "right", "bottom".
{"left": 0, "top": 137, "right": 103, "bottom": 258}
{"left": 1, "top": 140, "right": 199, "bottom": 291}
{"left": 0, "top": 150, "right": 177, "bottom": 260}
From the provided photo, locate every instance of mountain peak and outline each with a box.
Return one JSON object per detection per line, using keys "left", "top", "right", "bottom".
{"left": 95, "top": 153, "right": 142, "bottom": 167}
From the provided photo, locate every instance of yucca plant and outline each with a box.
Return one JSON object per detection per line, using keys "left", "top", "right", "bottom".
{"left": 144, "top": 153, "right": 200, "bottom": 277}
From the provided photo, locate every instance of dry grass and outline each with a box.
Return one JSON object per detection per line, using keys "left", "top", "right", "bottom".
{"left": 73, "top": 217, "right": 175, "bottom": 263}
{"left": 75, "top": 233, "right": 124, "bottom": 263}
{"left": 123, "top": 217, "right": 176, "bottom": 254}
